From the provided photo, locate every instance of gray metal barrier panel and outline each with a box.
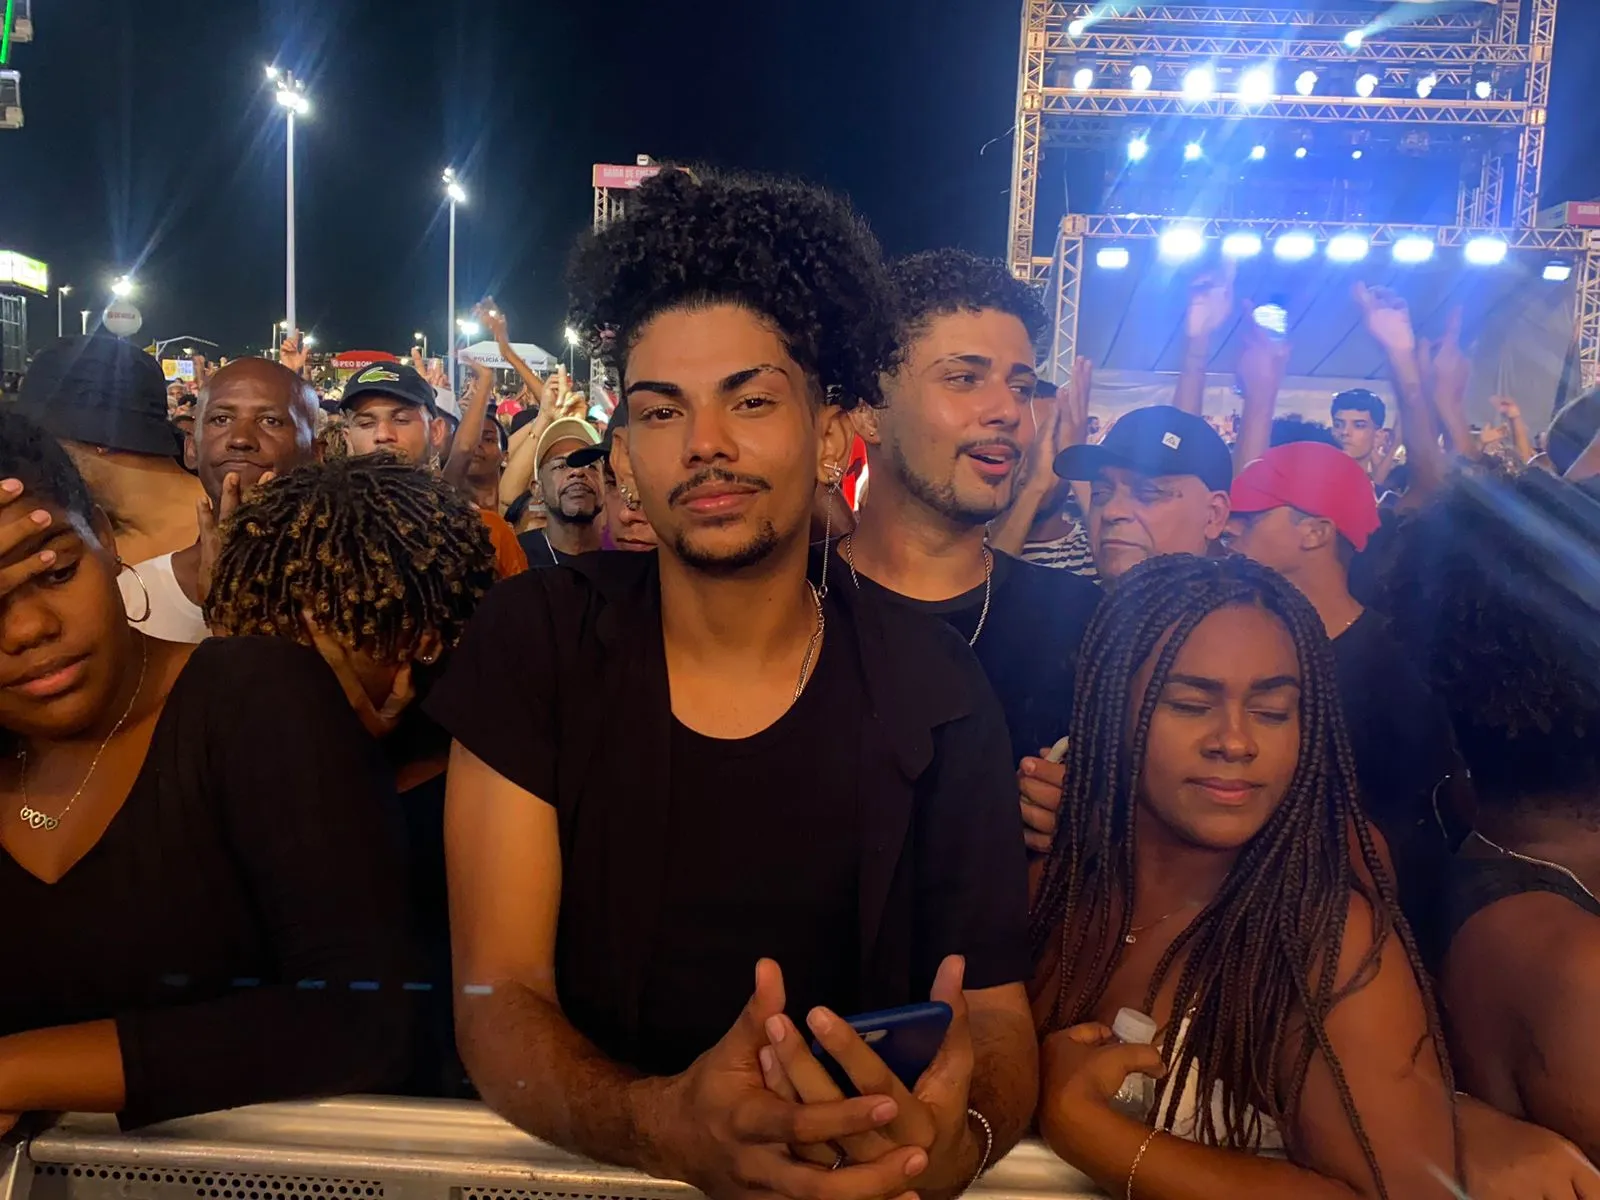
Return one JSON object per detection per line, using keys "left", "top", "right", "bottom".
{"left": 10, "top": 1099, "right": 1105, "bottom": 1200}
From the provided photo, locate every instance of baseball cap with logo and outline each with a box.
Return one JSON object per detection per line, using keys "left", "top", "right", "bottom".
{"left": 1054, "top": 404, "right": 1232, "bottom": 493}
{"left": 338, "top": 362, "right": 438, "bottom": 416}
{"left": 18, "top": 335, "right": 179, "bottom": 457}
{"left": 535, "top": 418, "right": 602, "bottom": 469}
{"left": 1229, "top": 441, "right": 1381, "bottom": 552}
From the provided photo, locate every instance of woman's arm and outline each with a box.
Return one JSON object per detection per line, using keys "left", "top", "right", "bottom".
{"left": 1040, "top": 894, "right": 1456, "bottom": 1199}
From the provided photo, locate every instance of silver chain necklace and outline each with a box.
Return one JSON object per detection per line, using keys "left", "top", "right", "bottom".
{"left": 841, "top": 534, "right": 993, "bottom": 648}
{"left": 1469, "top": 830, "right": 1600, "bottom": 908}
{"left": 17, "top": 640, "right": 149, "bottom": 833}
{"left": 794, "top": 582, "right": 824, "bottom": 701}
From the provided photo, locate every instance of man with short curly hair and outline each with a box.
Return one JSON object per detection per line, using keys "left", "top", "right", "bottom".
{"left": 839, "top": 249, "right": 1101, "bottom": 769}
{"left": 427, "top": 171, "right": 1037, "bottom": 1200}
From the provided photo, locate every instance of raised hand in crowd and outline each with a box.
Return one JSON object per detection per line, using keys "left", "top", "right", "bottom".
{"left": 758, "top": 957, "right": 987, "bottom": 1200}
{"left": 476, "top": 298, "right": 510, "bottom": 346}
{"left": 195, "top": 468, "right": 273, "bottom": 609}
{"left": 442, "top": 355, "right": 496, "bottom": 495}
{"left": 1232, "top": 308, "right": 1288, "bottom": 470}
{"left": 474, "top": 297, "right": 549, "bottom": 406}
{"left": 1355, "top": 282, "right": 1447, "bottom": 505}
{"left": 279, "top": 329, "right": 309, "bottom": 377}
{"left": 1420, "top": 308, "right": 1475, "bottom": 458}
{"left": 1174, "top": 263, "right": 1235, "bottom": 416}
{"left": 987, "top": 360, "right": 1085, "bottom": 559}
{"left": 1493, "top": 395, "right": 1536, "bottom": 463}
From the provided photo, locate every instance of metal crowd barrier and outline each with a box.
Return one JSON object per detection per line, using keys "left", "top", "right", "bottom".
{"left": 1, "top": 1099, "right": 1105, "bottom": 1200}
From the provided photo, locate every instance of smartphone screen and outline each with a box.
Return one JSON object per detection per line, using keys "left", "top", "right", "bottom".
{"left": 809, "top": 1001, "right": 953, "bottom": 1093}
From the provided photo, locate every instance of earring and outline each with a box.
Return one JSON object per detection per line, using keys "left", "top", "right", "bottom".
{"left": 619, "top": 483, "right": 641, "bottom": 512}
{"left": 818, "top": 462, "right": 845, "bottom": 597}
{"left": 117, "top": 559, "right": 152, "bottom": 624}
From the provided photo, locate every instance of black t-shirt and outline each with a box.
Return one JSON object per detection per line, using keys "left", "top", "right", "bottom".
{"left": 424, "top": 554, "right": 1031, "bottom": 1078}
{"left": 518, "top": 530, "right": 573, "bottom": 570}
{"left": 638, "top": 624, "right": 862, "bottom": 1075}
{"left": 0, "top": 637, "right": 416, "bottom": 1128}
{"left": 1332, "top": 610, "right": 1463, "bottom": 934}
{"left": 837, "top": 549, "right": 1101, "bottom": 766}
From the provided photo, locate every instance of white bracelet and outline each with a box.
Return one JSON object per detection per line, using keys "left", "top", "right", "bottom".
{"left": 959, "top": 1108, "right": 994, "bottom": 1195}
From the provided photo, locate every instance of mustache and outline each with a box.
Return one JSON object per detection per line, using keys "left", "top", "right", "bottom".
{"left": 956, "top": 435, "right": 1023, "bottom": 458}
{"left": 667, "top": 467, "right": 773, "bottom": 506}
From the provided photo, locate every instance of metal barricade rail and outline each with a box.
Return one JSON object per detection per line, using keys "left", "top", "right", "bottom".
{"left": 4, "top": 1099, "right": 1105, "bottom": 1200}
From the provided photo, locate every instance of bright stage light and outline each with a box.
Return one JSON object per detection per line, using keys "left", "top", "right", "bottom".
{"left": 1295, "top": 69, "right": 1319, "bottom": 96}
{"left": 1073, "top": 65, "right": 1095, "bottom": 90}
{"left": 1238, "top": 65, "right": 1274, "bottom": 105}
{"left": 1130, "top": 64, "right": 1154, "bottom": 92}
{"left": 1182, "top": 65, "right": 1217, "bottom": 101}
{"left": 1352, "top": 149, "right": 1365, "bottom": 160}
{"left": 1184, "top": 141, "right": 1204, "bottom": 162}
{"left": 1392, "top": 236, "right": 1436, "bottom": 264}
{"left": 1127, "top": 135, "right": 1149, "bottom": 163}
{"left": 1464, "top": 236, "right": 1509, "bottom": 266}
{"left": 1068, "top": 18, "right": 1088, "bottom": 36}
{"left": 1327, "top": 234, "right": 1371, "bottom": 263}
{"left": 1159, "top": 227, "right": 1206, "bottom": 263}
{"left": 1415, "top": 70, "right": 1439, "bottom": 100}
{"left": 1273, "top": 232, "right": 1317, "bottom": 262}
{"left": 1096, "top": 247, "right": 1131, "bottom": 270}
{"left": 1344, "top": 30, "right": 1365, "bottom": 50}
{"left": 1222, "top": 232, "right": 1264, "bottom": 259}
{"left": 1249, "top": 144, "right": 1267, "bottom": 161}
{"left": 1472, "top": 66, "right": 1496, "bottom": 100}
{"left": 1544, "top": 260, "right": 1574, "bottom": 282}
{"left": 1355, "top": 71, "right": 1380, "bottom": 98}
{"left": 1294, "top": 146, "right": 1309, "bottom": 160}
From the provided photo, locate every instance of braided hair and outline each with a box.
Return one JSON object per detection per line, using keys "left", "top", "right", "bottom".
{"left": 205, "top": 454, "right": 496, "bottom": 661}
{"left": 1029, "top": 554, "right": 1450, "bottom": 1192}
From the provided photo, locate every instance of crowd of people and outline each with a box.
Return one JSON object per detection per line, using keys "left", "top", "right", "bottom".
{"left": 0, "top": 165, "right": 1597, "bottom": 1200}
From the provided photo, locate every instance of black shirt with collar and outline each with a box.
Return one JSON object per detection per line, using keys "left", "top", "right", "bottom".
{"left": 424, "top": 552, "right": 1030, "bottom": 1078}
{"left": 828, "top": 547, "right": 1102, "bottom": 766}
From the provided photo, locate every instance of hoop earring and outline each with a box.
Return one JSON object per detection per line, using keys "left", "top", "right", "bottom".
{"left": 818, "top": 462, "right": 845, "bottom": 597}
{"left": 118, "top": 559, "right": 152, "bottom": 624}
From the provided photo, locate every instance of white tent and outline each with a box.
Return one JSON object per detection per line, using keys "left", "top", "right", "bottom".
{"left": 459, "top": 341, "right": 557, "bottom": 373}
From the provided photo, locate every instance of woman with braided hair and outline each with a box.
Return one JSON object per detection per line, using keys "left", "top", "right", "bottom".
{"left": 1032, "top": 553, "right": 1460, "bottom": 1199}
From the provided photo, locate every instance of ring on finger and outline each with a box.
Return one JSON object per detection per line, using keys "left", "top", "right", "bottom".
{"left": 830, "top": 1146, "right": 845, "bottom": 1171}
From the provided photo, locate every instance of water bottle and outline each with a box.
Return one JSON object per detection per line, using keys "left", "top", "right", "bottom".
{"left": 1109, "top": 1007, "right": 1159, "bottom": 1121}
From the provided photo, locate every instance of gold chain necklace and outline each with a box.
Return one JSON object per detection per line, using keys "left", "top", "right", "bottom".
{"left": 17, "top": 641, "right": 149, "bottom": 833}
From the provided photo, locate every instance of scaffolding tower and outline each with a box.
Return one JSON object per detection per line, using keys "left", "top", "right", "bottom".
{"left": 1006, "top": 1, "right": 1599, "bottom": 387}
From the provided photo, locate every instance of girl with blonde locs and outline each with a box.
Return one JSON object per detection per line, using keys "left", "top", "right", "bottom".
{"left": 1028, "top": 553, "right": 1459, "bottom": 1199}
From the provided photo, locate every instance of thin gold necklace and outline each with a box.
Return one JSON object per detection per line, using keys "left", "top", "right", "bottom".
{"left": 17, "top": 640, "right": 149, "bottom": 834}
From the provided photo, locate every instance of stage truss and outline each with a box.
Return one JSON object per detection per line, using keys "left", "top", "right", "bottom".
{"left": 1006, "top": 0, "right": 1597, "bottom": 387}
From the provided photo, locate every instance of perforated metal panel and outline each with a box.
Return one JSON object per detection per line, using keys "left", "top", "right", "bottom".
{"left": 458, "top": 1189, "right": 657, "bottom": 1200}
{"left": 30, "top": 1164, "right": 382, "bottom": 1200}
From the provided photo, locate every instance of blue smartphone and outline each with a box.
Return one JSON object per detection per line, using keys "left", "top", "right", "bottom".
{"left": 809, "top": 1001, "right": 953, "bottom": 1094}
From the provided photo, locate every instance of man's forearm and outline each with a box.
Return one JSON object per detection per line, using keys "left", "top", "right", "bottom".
{"left": 457, "top": 982, "right": 676, "bottom": 1176}
{"left": 966, "top": 1004, "right": 1040, "bottom": 1171}
{"left": 988, "top": 485, "right": 1052, "bottom": 557}
{"left": 1173, "top": 343, "right": 1210, "bottom": 416}
{"left": 1388, "top": 353, "right": 1448, "bottom": 505}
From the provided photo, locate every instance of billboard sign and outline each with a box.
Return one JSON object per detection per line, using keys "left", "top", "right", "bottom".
{"left": 592, "top": 163, "right": 663, "bottom": 190}
{"left": 0, "top": 250, "right": 47, "bottom": 294}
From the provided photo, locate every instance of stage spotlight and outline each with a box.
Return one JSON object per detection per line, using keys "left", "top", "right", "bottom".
{"left": 1355, "top": 71, "right": 1380, "bottom": 98}
{"left": 1159, "top": 227, "right": 1206, "bottom": 263}
{"left": 1327, "top": 233, "right": 1371, "bottom": 263}
{"left": 1414, "top": 69, "right": 1439, "bottom": 100}
{"left": 1464, "top": 236, "right": 1510, "bottom": 266}
{"left": 1130, "top": 64, "right": 1154, "bottom": 92}
{"left": 1222, "top": 232, "right": 1264, "bottom": 259}
{"left": 1127, "top": 135, "right": 1150, "bottom": 163}
{"left": 1294, "top": 145, "right": 1309, "bottom": 160}
{"left": 1068, "top": 18, "right": 1088, "bottom": 36}
{"left": 1182, "top": 65, "right": 1217, "bottom": 102}
{"left": 1472, "top": 65, "right": 1496, "bottom": 100}
{"left": 1544, "top": 260, "right": 1574, "bottom": 282}
{"left": 1295, "top": 69, "right": 1319, "bottom": 96}
{"left": 1273, "top": 232, "right": 1317, "bottom": 262}
{"left": 1184, "top": 141, "right": 1204, "bottom": 162}
{"left": 1249, "top": 144, "right": 1267, "bottom": 161}
{"left": 1238, "top": 65, "right": 1274, "bottom": 105}
{"left": 1392, "top": 236, "right": 1436, "bottom": 264}
{"left": 1352, "top": 149, "right": 1365, "bottom": 160}
{"left": 1097, "top": 247, "right": 1131, "bottom": 270}
{"left": 1073, "top": 65, "right": 1095, "bottom": 90}
{"left": 1343, "top": 30, "right": 1365, "bottom": 50}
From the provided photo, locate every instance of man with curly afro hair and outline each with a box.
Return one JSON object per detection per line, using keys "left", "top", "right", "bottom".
{"left": 837, "top": 248, "right": 1101, "bottom": 772}
{"left": 1378, "top": 470, "right": 1600, "bottom": 1163}
{"left": 426, "top": 169, "right": 1039, "bottom": 1200}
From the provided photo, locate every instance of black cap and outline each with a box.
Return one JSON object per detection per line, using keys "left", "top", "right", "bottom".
{"left": 17, "top": 335, "right": 179, "bottom": 457}
{"left": 338, "top": 362, "right": 438, "bottom": 415}
{"left": 567, "top": 397, "right": 627, "bottom": 470}
{"left": 1054, "top": 405, "right": 1232, "bottom": 493}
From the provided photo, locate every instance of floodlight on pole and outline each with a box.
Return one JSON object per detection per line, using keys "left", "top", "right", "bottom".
{"left": 267, "top": 66, "right": 310, "bottom": 336}
{"left": 110, "top": 275, "right": 134, "bottom": 299}
{"left": 443, "top": 168, "right": 467, "bottom": 390}
{"left": 56, "top": 284, "right": 72, "bottom": 338}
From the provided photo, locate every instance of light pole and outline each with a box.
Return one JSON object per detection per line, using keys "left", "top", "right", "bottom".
{"left": 564, "top": 326, "right": 580, "bottom": 376}
{"left": 79, "top": 310, "right": 90, "bottom": 336}
{"left": 267, "top": 66, "right": 310, "bottom": 337}
{"left": 111, "top": 275, "right": 135, "bottom": 300}
{"left": 443, "top": 168, "right": 466, "bottom": 393}
{"left": 413, "top": 330, "right": 428, "bottom": 358}
{"left": 56, "top": 285, "right": 72, "bottom": 337}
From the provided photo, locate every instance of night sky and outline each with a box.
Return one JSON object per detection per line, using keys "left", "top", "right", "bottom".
{"left": 4, "top": 0, "right": 1599, "bottom": 360}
